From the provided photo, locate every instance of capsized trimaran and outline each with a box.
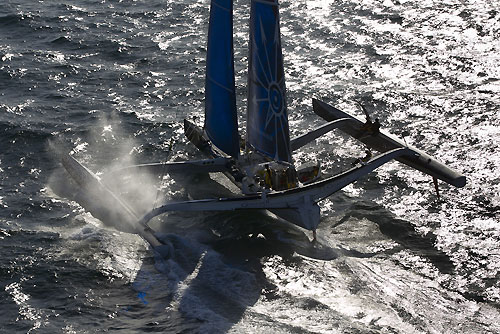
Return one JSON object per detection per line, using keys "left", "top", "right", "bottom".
{"left": 60, "top": 0, "right": 465, "bottom": 250}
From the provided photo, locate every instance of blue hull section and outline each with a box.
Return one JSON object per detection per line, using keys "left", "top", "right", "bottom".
{"left": 247, "top": 0, "right": 291, "bottom": 163}
{"left": 204, "top": 0, "right": 239, "bottom": 157}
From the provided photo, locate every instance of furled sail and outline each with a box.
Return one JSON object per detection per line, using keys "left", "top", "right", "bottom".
{"left": 247, "top": 0, "right": 291, "bottom": 163}
{"left": 204, "top": 0, "right": 239, "bottom": 157}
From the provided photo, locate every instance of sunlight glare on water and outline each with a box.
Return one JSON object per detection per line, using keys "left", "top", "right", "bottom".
{"left": 0, "top": 0, "right": 499, "bottom": 332}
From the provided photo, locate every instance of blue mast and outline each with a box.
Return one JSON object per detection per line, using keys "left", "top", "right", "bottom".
{"left": 247, "top": 0, "right": 291, "bottom": 163}
{"left": 204, "top": 0, "right": 240, "bottom": 158}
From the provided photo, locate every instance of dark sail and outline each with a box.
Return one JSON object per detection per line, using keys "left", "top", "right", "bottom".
{"left": 204, "top": 0, "right": 239, "bottom": 157}
{"left": 247, "top": 0, "right": 291, "bottom": 163}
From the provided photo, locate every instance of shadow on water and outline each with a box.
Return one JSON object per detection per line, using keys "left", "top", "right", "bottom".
{"left": 124, "top": 203, "right": 388, "bottom": 333}
{"left": 121, "top": 228, "right": 266, "bottom": 333}
{"left": 207, "top": 210, "right": 382, "bottom": 262}
{"left": 334, "top": 201, "right": 455, "bottom": 274}
{"left": 48, "top": 157, "right": 455, "bottom": 331}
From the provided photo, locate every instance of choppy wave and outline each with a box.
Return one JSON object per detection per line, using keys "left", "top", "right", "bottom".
{"left": 1, "top": 0, "right": 499, "bottom": 333}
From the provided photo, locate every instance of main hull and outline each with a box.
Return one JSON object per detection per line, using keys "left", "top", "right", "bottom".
{"left": 181, "top": 119, "right": 413, "bottom": 231}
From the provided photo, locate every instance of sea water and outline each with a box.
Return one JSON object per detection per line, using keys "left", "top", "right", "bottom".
{"left": 1, "top": 0, "right": 499, "bottom": 333}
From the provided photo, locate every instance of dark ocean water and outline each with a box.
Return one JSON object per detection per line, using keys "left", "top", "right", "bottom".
{"left": 1, "top": 0, "right": 499, "bottom": 333}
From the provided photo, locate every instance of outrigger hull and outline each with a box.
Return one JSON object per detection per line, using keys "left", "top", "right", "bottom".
{"left": 60, "top": 153, "right": 163, "bottom": 247}
{"left": 313, "top": 99, "right": 466, "bottom": 188}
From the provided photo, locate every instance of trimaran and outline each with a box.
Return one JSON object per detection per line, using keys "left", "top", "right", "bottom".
{"left": 60, "top": 0, "right": 465, "bottom": 252}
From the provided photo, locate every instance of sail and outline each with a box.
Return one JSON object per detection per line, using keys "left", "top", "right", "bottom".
{"left": 247, "top": 0, "right": 291, "bottom": 163}
{"left": 204, "top": 0, "right": 239, "bottom": 157}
